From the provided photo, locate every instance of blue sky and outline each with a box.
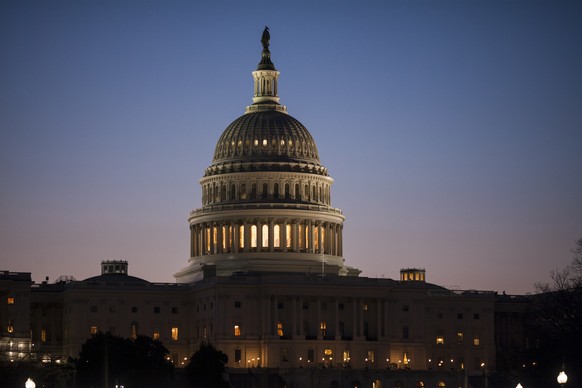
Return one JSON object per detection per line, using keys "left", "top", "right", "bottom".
{"left": 1, "top": 0, "right": 581, "bottom": 294}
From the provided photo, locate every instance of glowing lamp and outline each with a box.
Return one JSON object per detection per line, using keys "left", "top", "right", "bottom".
{"left": 557, "top": 371, "right": 568, "bottom": 385}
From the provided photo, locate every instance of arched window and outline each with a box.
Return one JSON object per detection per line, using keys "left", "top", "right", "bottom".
{"left": 305, "top": 185, "right": 309, "bottom": 200}
{"left": 230, "top": 184, "right": 236, "bottom": 200}
{"left": 262, "top": 225, "right": 269, "bottom": 248}
{"left": 251, "top": 225, "right": 257, "bottom": 248}
{"left": 221, "top": 185, "right": 226, "bottom": 201}
{"left": 295, "top": 184, "right": 300, "bottom": 200}
{"left": 273, "top": 183, "right": 279, "bottom": 198}
{"left": 262, "top": 183, "right": 268, "bottom": 198}
{"left": 284, "top": 183, "right": 290, "bottom": 199}
{"left": 234, "top": 324, "right": 241, "bottom": 337}
{"left": 298, "top": 224, "right": 304, "bottom": 251}
{"left": 240, "top": 184, "right": 247, "bottom": 199}
{"left": 239, "top": 225, "right": 245, "bottom": 249}
{"left": 274, "top": 225, "right": 280, "bottom": 248}
{"left": 286, "top": 224, "right": 292, "bottom": 248}
{"left": 251, "top": 183, "right": 257, "bottom": 199}
{"left": 437, "top": 381, "right": 446, "bottom": 387}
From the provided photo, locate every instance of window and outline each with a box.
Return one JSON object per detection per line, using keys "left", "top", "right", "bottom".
{"left": 172, "top": 307, "right": 178, "bottom": 314}
{"left": 7, "top": 322, "right": 14, "bottom": 333}
{"left": 153, "top": 331, "right": 160, "bottom": 340}
{"left": 320, "top": 321, "right": 327, "bottom": 337}
{"left": 363, "top": 303, "right": 368, "bottom": 311}
{"left": 234, "top": 301, "right": 241, "bottom": 308}
{"left": 7, "top": 297, "right": 14, "bottom": 305}
{"left": 234, "top": 324, "right": 241, "bottom": 337}
{"left": 321, "top": 302, "right": 327, "bottom": 310}
{"left": 251, "top": 225, "right": 257, "bottom": 248}
{"left": 402, "top": 304, "right": 409, "bottom": 312}
{"left": 402, "top": 326, "right": 409, "bottom": 340}
{"left": 457, "top": 332, "right": 464, "bottom": 343}
{"left": 90, "top": 326, "right": 98, "bottom": 335}
{"left": 338, "top": 303, "right": 344, "bottom": 310}
{"left": 343, "top": 350, "right": 350, "bottom": 363}
{"left": 303, "top": 302, "right": 309, "bottom": 310}
{"left": 131, "top": 306, "right": 138, "bottom": 313}
{"left": 262, "top": 225, "right": 269, "bottom": 248}
{"left": 277, "top": 322, "right": 284, "bottom": 337}
{"left": 130, "top": 322, "right": 138, "bottom": 340}
{"left": 307, "top": 349, "right": 314, "bottom": 362}
{"left": 41, "top": 329, "right": 47, "bottom": 342}
{"left": 473, "top": 337, "right": 480, "bottom": 346}
{"left": 286, "top": 224, "right": 292, "bottom": 248}
{"left": 437, "top": 312, "right": 443, "bottom": 319}
{"left": 474, "top": 313, "right": 480, "bottom": 320}
{"left": 436, "top": 336, "right": 444, "bottom": 345}
{"left": 281, "top": 348, "right": 289, "bottom": 362}
{"left": 171, "top": 327, "right": 179, "bottom": 341}
{"left": 234, "top": 349, "right": 242, "bottom": 363}
{"left": 277, "top": 302, "right": 284, "bottom": 309}
{"left": 367, "top": 350, "right": 375, "bottom": 363}
{"left": 274, "top": 225, "right": 280, "bottom": 247}
{"left": 154, "top": 306, "right": 160, "bottom": 314}
{"left": 239, "top": 225, "right": 245, "bottom": 248}
{"left": 457, "top": 313, "right": 464, "bottom": 320}
{"left": 90, "top": 305, "right": 98, "bottom": 313}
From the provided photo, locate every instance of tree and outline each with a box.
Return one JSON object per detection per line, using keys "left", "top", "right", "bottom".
{"left": 74, "top": 332, "right": 173, "bottom": 388}
{"left": 185, "top": 343, "right": 229, "bottom": 388}
{"left": 528, "top": 237, "right": 582, "bottom": 386}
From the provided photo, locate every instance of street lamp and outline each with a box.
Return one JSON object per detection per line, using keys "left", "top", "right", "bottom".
{"left": 557, "top": 371, "right": 568, "bottom": 386}
{"left": 25, "top": 378, "right": 35, "bottom": 388}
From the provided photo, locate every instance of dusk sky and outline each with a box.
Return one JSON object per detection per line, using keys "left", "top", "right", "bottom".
{"left": 1, "top": 1, "right": 581, "bottom": 294}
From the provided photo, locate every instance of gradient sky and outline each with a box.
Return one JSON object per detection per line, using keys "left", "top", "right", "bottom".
{"left": 1, "top": 0, "right": 581, "bottom": 294}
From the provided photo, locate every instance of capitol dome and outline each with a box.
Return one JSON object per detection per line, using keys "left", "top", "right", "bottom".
{"left": 174, "top": 28, "right": 359, "bottom": 283}
{"left": 206, "top": 110, "right": 327, "bottom": 177}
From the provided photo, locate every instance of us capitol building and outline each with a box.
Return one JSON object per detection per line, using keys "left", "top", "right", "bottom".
{"left": 1, "top": 29, "right": 528, "bottom": 388}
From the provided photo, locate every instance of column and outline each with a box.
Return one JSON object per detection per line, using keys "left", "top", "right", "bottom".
{"left": 269, "top": 219, "right": 274, "bottom": 252}
{"left": 257, "top": 220, "right": 263, "bottom": 251}
{"left": 308, "top": 220, "right": 313, "bottom": 253}
{"left": 282, "top": 220, "right": 288, "bottom": 253}
{"left": 217, "top": 223, "right": 223, "bottom": 254}
{"left": 317, "top": 222, "right": 323, "bottom": 254}
{"left": 292, "top": 221, "right": 298, "bottom": 252}
{"left": 233, "top": 222, "right": 239, "bottom": 253}
{"left": 244, "top": 221, "right": 250, "bottom": 252}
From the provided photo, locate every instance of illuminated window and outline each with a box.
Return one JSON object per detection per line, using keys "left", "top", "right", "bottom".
{"left": 234, "top": 349, "right": 242, "bottom": 362}
{"left": 171, "top": 327, "right": 179, "bottom": 341}
{"left": 213, "top": 226, "right": 218, "bottom": 247}
{"left": 324, "top": 348, "right": 333, "bottom": 360}
{"left": 436, "top": 336, "right": 444, "bottom": 345}
{"left": 239, "top": 225, "right": 245, "bottom": 248}
{"left": 262, "top": 225, "right": 269, "bottom": 247}
{"left": 281, "top": 348, "right": 289, "bottom": 362}
{"left": 363, "top": 303, "right": 368, "bottom": 311}
{"left": 274, "top": 225, "right": 280, "bottom": 248}
{"left": 277, "top": 322, "right": 284, "bottom": 337}
{"left": 7, "top": 297, "right": 14, "bottom": 305}
{"left": 367, "top": 350, "right": 375, "bottom": 363}
{"left": 457, "top": 332, "right": 464, "bottom": 343}
{"left": 321, "top": 228, "right": 325, "bottom": 252}
{"left": 313, "top": 226, "right": 319, "bottom": 251}
{"left": 130, "top": 322, "right": 138, "bottom": 340}
{"left": 153, "top": 331, "right": 160, "bottom": 340}
{"left": 205, "top": 227, "right": 211, "bottom": 252}
{"left": 403, "top": 352, "right": 409, "bottom": 366}
{"left": 90, "top": 326, "right": 98, "bottom": 335}
{"left": 251, "top": 225, "right": 257, "bottom": 248}
{"left": 320, "top": 321, "right": 327, "bottom": 337}
{"left": 437, "top": 381, "right": 446, "bottom": 387}
{"left": 473, "top": 337, "right": 480, "bottom": 346}
{"left": 7, "top": 322, "right": 14, "bottom": 333}
{"left": 222, "top": 225, "right": 227, "bottom": 250}
{"left": 234, "top": 324, "right": 241, "bottom": 337}
{"left": 343, "top": 350, "right": 350, "bottom": 363}
{"left": 286, "top": 224, "right": 292, "bottom": 248}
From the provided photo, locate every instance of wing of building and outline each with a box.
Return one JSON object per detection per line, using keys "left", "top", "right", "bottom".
{"left": 1, "top": 29, "right": 534, "bottom": 388}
